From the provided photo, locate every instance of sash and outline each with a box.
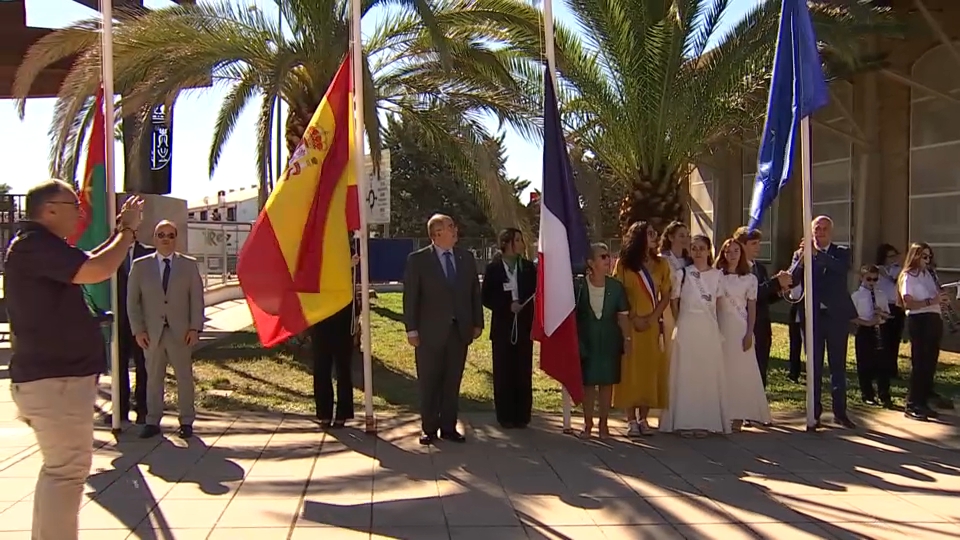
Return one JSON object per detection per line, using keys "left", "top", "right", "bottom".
{"left": 684, "top": 268, "right": 719, "bottom": 323}
{"left": 725, "top": 276, "right": 750, "bottom": 323}
{"left": 634, "top": 264, "right": 666, "bottom": 350}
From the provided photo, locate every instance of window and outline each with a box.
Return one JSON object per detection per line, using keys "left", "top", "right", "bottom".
{"left": 200, "top": 210, "right": 208, "bottom": 221}
{"left": 811, "top": 81, "right": 853, "bottom": 248}
{"left": 226, "top": 206, "right": 237, "bottom": 221}
{"left": 910, "top": 44, "right": 960, "bottom": 270}
{"left": 689, "top": 163, "right": 717, "bottom": 243}
{"left": 741, "top": 146, "right": 775, "bottom": 261}
{"left": 188, "top": 212, "right": 195, "bottom": 220}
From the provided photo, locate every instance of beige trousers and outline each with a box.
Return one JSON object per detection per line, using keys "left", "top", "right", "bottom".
{"left": 145, "top": 327, "right": 195, "bottom": 426}
{"left": 11, "top": 375, "right": 97, "bottom": 540}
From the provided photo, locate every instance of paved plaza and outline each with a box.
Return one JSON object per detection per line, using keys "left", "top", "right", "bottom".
{"left": 1, "top": 371, "right": 959, "bottom": 540}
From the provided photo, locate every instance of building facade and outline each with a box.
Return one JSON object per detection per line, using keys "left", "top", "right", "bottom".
{"left": 687, "top": 0, "right": 960, "bottom": 288}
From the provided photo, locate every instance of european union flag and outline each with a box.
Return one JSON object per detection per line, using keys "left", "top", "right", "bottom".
{"left": 747, "top": 0, "right": 829, "bottom": 231}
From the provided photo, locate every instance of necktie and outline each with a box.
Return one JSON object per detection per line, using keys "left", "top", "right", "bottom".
{"left": 443, "top": 251, "right": 456, "bottom": 283}
{"left": 162, "top": 259, "right": 171, "bottom": 293}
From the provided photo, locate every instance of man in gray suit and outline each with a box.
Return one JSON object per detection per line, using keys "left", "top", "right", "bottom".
{"left": 403, "top": 214, "right": 483, "bottom": 445}
{"left": 127, "top": 220, "right": 205, "bottom": 439}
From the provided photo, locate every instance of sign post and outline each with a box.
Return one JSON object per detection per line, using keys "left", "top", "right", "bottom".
{"left": 365, "top": 149, "right": 391, "bottom": 226}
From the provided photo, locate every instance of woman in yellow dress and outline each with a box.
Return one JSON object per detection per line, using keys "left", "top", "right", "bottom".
{"left": 613, "top": 221, "right": 674, "bottom": 437}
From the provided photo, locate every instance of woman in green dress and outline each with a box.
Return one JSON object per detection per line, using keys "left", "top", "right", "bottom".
{"left": 575, "top": 243, "right": 631, "bottom": 439}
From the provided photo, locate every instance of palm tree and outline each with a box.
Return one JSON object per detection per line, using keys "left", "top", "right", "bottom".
{"left": 500, "top": 0, "right": 896, "bottom": 231}
{"left": 12, "top": 0, "right": 539, "bottom": 212}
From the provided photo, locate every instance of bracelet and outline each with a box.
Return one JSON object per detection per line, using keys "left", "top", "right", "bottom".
{"left": 117, "top": 227, "right": 137, "bottom": 240}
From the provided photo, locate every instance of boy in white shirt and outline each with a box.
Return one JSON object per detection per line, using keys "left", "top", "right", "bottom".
{"left": 851, "top": 265, "right": 893, "bottom": 408}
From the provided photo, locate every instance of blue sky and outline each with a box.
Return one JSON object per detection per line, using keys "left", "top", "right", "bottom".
{"left": 1, "top": 0, "right": 761, "bottom": 203}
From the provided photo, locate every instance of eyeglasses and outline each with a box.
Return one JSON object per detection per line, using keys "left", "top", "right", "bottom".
{"left": 48, "top": 200, "right": 80, "bottom": 209}
{"left": 921, "top": 254, "right": 932, "bottom": 261}
{"left": 156, "top": 232, "right": 177, "bottom": 240}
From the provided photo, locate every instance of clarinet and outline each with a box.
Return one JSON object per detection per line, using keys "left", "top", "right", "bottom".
{"left": 869, "top": 288, "right": 884, "bottom": 350}
{"left": 929, "top": 266, "right": 959, "bottom": 334}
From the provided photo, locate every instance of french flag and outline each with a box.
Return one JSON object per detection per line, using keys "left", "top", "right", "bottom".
{"left": 532, "top": 67, "right": 590, "bottom": 405}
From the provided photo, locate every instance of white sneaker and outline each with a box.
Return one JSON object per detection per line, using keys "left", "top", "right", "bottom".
{"left": 627, "top": 421, "right": 642, "bottom": 438}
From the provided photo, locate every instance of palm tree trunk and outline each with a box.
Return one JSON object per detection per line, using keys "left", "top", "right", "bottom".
{"left": 617, "top": 173, "right": 685, "bottom": 234}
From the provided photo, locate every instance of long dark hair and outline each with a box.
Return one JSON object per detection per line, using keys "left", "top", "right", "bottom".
{"left": 874, "top": 243, "right": 898, "bottom": 266}
{"left": 659, "top": 221, "right": 689, "bottom": 258}
{"left": 620, "top": 221, "right": 653, "bottom": 273}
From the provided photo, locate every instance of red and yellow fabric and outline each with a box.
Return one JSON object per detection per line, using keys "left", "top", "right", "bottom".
{"left": 237, "top": 59, "right": 360, "bottom": 347}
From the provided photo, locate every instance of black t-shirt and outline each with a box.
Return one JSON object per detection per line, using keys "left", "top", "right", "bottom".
{"left": 4, "top": 222, "right": 105, "bottom": 383}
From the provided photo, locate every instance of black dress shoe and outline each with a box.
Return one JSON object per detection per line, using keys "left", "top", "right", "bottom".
{"left": 440, "top": 431, "right": 467, "bottom": 443}
{"left": 880, "top": 398, "right": 895, "bottom": 410}
{"left": 418, "top": 433, "right": 436, "bottom": 446}
{"left": 805, "top": 421, "right": 822, "bottom": 432}
{"left": 834, "top": 416, "right": 856, "bottom": 429}
{"left": 139, "top": 425, "right": 161, "bottom": 439}
{"left": 905, "top": 408, "right": 928, "bottom": 421}
{"left": 134, "top": 414, "right": 146, "bottom": 425}
{"left": 177, "top": 425, "right": 193, "bottom": 438}
{"left": 500, "top": 422, "right": 516, "bottom": 429}
{"left": 921, "top": 407, "right": 940, "bottom": 420}
{"left": 862, "top": 397, "right": 880, "bottom": 407}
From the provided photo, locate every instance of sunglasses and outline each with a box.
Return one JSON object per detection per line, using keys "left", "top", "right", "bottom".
{"left": 864, "top": 277, "right": 878, "bottom": 283}
{"left": 598, "top": 253, "right": 610, "bottom": 260}
{"left": 156, "top": 232, "right": 177, "bottom": 240}
{"left": 49, "top": 200, "right": 80, "bottom": 209}
{"left": 921, "top": 254, "right": 932, "bottom": 261}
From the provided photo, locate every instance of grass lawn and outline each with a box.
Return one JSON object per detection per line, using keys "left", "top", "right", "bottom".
{"left": 178, "top": 292, "right": 960, "bottom": 415}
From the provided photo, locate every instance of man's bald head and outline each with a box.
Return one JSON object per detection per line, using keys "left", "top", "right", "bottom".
{"left": 427, "top": 214, "right": 458, "bottom": 249}
{"left": 154, "top": 220, "right": 178, "bottom": 255}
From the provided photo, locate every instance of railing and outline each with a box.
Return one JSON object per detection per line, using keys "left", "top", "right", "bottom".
{"left": 185, "top": 220, "right": 251, "bottom": 290}
{"left": 0, "top": 194, "right": 27, "bottom": 273}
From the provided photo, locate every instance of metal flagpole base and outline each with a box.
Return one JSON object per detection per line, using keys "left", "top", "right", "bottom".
{"left": 364, "top": 415, "right": 377, "bottom": 434}
{"left": 561, "top": 389, "right": 573, "bottom": 434}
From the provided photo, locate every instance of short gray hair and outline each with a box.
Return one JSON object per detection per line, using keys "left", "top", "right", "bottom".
{"left": 25, "top": 179, "right": 73, "bottom": 219}
{"left": 427, "top": 214, "right": 452, "bottom": 237}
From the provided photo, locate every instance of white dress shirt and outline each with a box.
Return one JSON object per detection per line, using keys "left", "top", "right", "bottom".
{"left": 900, "top": 270, "right": 941, "bottom": 316}
{"left": 851, "top": 286, "right": 890, "bottom": 322}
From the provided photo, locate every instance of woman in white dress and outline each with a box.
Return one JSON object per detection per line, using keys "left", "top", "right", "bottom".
{"left": 659, "top": 221, "right": 691, "bottom": 367}
{"left": 715, "top": 239, "right": 772, "bottom": 430}
{"left": 659, "top": 235, "right": 729, "bottom": 437}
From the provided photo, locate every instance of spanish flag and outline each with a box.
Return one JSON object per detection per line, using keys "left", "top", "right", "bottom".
{"left": 237, "top": 59, "right": 360, "bottom": 347}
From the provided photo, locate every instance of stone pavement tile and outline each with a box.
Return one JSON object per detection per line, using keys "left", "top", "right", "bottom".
{"left": 758, "top": 450, "right": 838, "bottom": 474}
{"left": 748, "top": 522, "right": 837, "bottom": 540}
{"left": 0, "top": 477, "right": 33, "bottom": 502}
{"left": 450, "top": 526, "right": 525, "bottom": 539}
{"left": 680, "top": 474, "right": 767, "bottom": 498}
{"left": 853, "top": 465, "right": 960, "bottom": 495}
{"left": 710, "top": 493, "right": 811, "bottom": 524}
{"left": 78, "top": 496, "right": 155, "bottom": 530}
{"left": 599, "top": 524, "right": 686, "bottom": 539}
{"left": 581, "top": 497, "right": 666, "bottom": 525}
{"left": 511, "top": 495, "right": 594, "bottom": 526}
{"left": 142, "top": 498, "right": 230, "bottom": 530}
{"left": 164, "top": 478, "right": 243, "bottom": 499}
{"left": 817, "top": 521, "right": 907, "bottom": 540}
{"left": 91, "top": 470, "right": 176, "bottom": 501}
{"left": 674, "top": 523, "right": 759, "bottom": 540}
{"left": 369, "top": 526, "right": 450, "bottom": 539}
{"left": 298, "top": 497, "right": 371, "bottom": 528}
{"left": 616, "top": 473, "right": 699, "bottom": 498}
{"left": 208, "top": 527, "right": 292, "bottom": 539}
{"left": 556, "top": 469, "right": 638, "bottom": 498}
{"left": 768, "top": 494, "right": 879, "bottom": 523}
{"left": 128, "top": 526, "right": 212, "bottom": 539}
{"left": 246, "top": 457, "right": 317, "bottom": 478}
{"left": 290, "top": 525, "right": 369, "bottom": 539}
{"left": 896, "top": 494, "right": 960, "bottom": 522}
{"left": 371, "top": 496, "right": 446, "bottom": 527}
{"left": 232, "top": 476, "right": 306, "bottom": 499}
{"left": 888, "top": 522, "right": 960, "bottom": 539}
{"left": 738, "top": 473, "right": 833, "bottom": 496}
{"left": 499, "top": 472, "right": 567, "bottom": 496}
{"left": 441, "top": 493, "right": 519, "bottom": 527}
{"left": 843, "top": 494, "right": 951, "bottom": 524}
{"left": 0, "top": 457, "right": 41, "bottom": 478}
{"left": 372, "top": 477, "right": 438, "bottom": 502}
{"left": 525, "top": 524, "right": 607, "bottom": 539}
{"left": 76, "top": 530, "right": 132, "bottom": 539}
{"left": 0, "top": 501, "right": 34, "bottom": 532}
{"left": 644, "top": 495, "right": 737, "bottom": 525}
{"left": 218, "top": 497, "right": 302, "bottom": 528}
{"left": 790, "top": 471, "right": 888, "bottom": 494}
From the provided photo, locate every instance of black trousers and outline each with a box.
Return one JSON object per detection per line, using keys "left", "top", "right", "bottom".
{"left": 310, "top": 306, "right": 356, "bottom": 421}
{"left": 882, "top": 305, "right": 906, "bottom": 378}
{"left": 491, "top": 335, "right": 534, "bottom": 426}
{"left": 906, "top": 312, "right": 942, "bottom": 410}
{"left": 754, "top": 324, "right": 773, "bottom": 388}
{"left": 855, "top": 326, "right": 890, "bottom": 401}
{"left": 415, "top": 325, "right": 468, "bottom": 435}
{"left": 117, "top": 322, "right": 147, "bottom": 419}
{"left": 788, "top": 317, "right": 803, "bottom": 379}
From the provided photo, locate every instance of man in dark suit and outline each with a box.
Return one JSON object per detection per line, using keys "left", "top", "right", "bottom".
{"left": 789, "top": 216, "right": 858, "bottom": 430}
{"left": 403, "top": 214, "right": 484, "bottom": 445}
{"left": 116, "top": 240, "right": 154, "bottom": 424}
{"left": 481, "top": 228, "right": 537, "bottom": 429}
{"left": 734, "top": 226, "right": 792, "bottom": 388}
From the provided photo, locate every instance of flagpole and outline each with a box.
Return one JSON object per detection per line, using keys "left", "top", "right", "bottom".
{"left": 799, "top": 116, "right": 816, "bottom": 430}
{"left": 350, "top": 0, "right": 376, "bottom": 434}
{"left": 542, "top": 0, "right": 572, "bottom": 434}
{"left": 100, "top": 0, "right": 121, "bottom": 437}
